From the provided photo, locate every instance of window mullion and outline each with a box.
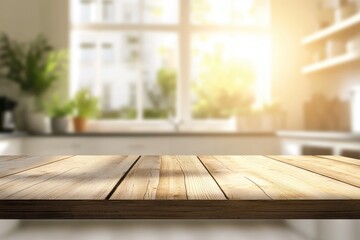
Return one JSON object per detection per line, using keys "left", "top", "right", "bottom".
{"left": 137, "top": 0, "right": 144, "bottom": 121}
{"left": 96, "top": 0, "right": 102, "bottom": 22}
{"left": 95, "top": 32, "right": 103, "bottom": 99}
{"left": 179, "top": 0, "right": 191, "bottom": 123}
{"left": 137, "top": 33, "right": 144, "bottom": 121}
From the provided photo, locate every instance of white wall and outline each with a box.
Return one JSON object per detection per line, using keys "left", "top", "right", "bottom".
{"left": 0, "top": 0, "right": 69, "bottom": 48}
{"left": 39, "top": 0, "right": 69, "bottom": 49}
{"left": 0, "top": 0, "right": 43, "bottom": 41}
{"left": 271, "top": 0, "right": 318, "bottom": 130}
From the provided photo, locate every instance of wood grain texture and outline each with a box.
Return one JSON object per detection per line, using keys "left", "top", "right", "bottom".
{"left": 0, "top": 155, "right": 139, "bottom": 199}
{"left": 269, "top": 155, "right": 360, "bottom": 187}
{"left": 111, "top": 155, "right": 226, "bottom": 200}
{"left": 199, "top": 156, "right": 271, "bottom": 200}
{"left": 200, "top": 155, "right": 360, "bottom": 200}
{"left": 319, "top": 155, "right": 360, "bottom": 165}
{"left": 0, "top": 155, "right": 72, "bottom": 178}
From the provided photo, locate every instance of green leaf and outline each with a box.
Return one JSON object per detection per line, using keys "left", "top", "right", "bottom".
{"left": 73, "top": 89, "right": 100, "bottom": 119}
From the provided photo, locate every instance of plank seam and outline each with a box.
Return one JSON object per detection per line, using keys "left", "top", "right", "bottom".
{"left": 0, "top": 156, "right": 74, "bottom": 179}
{"left": 105, "top": 155, "right": 142, "bottom": 200}
{"left": 265, "top": 155, "right": 360, "bottom": 189}
{"left": 1, "top": 156, "right": 25, "bottom": 161}
{"left": 197, "top": 156, "right": 229, "bottom": 200}
{"left": 315, "top": 155, "right": 360, "bottom": 166}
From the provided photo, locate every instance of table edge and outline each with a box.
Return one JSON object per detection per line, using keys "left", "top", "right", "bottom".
{"left": 0, "top": 200, "right": 359, "bottom": 219}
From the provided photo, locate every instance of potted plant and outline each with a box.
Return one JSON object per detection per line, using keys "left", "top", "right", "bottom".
{"left": 0, "top": 33, "right": 67, "bottom": 133}
{"left": 73, "top": 89, "right": 99, "bottom": 133}
{"left": 46, "top": 96, "right": 74, "bottom": 134}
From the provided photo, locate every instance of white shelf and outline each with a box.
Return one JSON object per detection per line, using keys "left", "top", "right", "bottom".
{"left": 302, "top": 12, "right": 360, "bottom": 45}
{"left": 302, "top": 52, "right": 360, "bottom": 74}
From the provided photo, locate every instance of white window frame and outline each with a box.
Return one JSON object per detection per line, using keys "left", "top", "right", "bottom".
{"left": 70, "top": 0, "right": 271, "bottom": 132}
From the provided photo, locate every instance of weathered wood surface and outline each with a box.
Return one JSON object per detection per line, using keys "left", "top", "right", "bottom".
{"left": 268, "top": 155, "right": 360, "bottom": 187}
{"left": 0, "top": 155, "right": 359, "bottom": 219}
{"left": 199, "top": 155, "right": 360, "bottom": 200}
{"left": 111, "top": 155, "right": 225, "bottom": 200}
{"left": 0, "top": 155, "right": 72, "bottom": 178}
{"left": 0, "top": 155, "right": 139, "bottom": 199}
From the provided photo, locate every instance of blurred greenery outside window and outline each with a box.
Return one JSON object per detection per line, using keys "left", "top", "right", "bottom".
{"left": 71, "top": 0, "right": 270, "bottom": 121}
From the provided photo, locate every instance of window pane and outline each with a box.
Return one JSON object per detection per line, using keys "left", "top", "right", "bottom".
{"left": 72, "top": 0, "right": 97, "bottom": 23}
{"left": 74, "top": 32, "right": 179, "bottom": 120}
{"left": 100, "top": 33, "right": 140, "bottom": 119}
{"left": 78, "top": 43, "right": 97, "bottom": 90}
{"left": 72, "top": 0, "right": 179, "bottom": 24}
{"left": 101, "top": 43, "right": 115, "bottom": 63}
{"left": 191, "top": 0, "right": 270, "bottom": 25}
{"left": 117, "top": 0, "right": 142, "bottom": 24}
{"left": 191, "top": 33, "right": 269, "bottom": 119}
{"left": 143, "top": 0, "right": 179, "bottom": 24}
{"left": 141, "top": 33, "right": 178, "bottom": 119}
{"left": 115, "top": 0, "right": 179, "bottom": 24}
{"left": 102, "top": 0, "right": 116, "bottom": 22}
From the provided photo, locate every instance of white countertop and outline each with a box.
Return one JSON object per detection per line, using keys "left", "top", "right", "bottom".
{"left": 277, "top": 131, "right": 360, "bottom": 141}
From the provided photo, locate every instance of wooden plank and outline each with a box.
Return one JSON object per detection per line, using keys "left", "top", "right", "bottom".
{"left": 0, "top": 200, "right": 359, "bottom": 219}
{"left": 0, "top": 155, "right": 72, "bottom": 178}
{"left": 200, "top": 156, "right": 360, "bottom": 200}
{"left": 318, "top": 155, "right": 360, "bottom": 165}
{"left": 111, "top": 155, "right": 162, "bottom": 200}
{"left": 0, "top": 156, "right": 24, "bottom": 161}
{"left": 111, "top": 155, "right": 226, "bottom": 200}
{"left": 0, "top": 155, "right": 139, "bottom": 200}
{"left": 156, "top": 155, "right": 187, "bottom": 199}
{"left": 199, "top": 156, "right": 271, "bottom": 200}
{"left": 269, "top": 155, "right": 360, "bottom": 187}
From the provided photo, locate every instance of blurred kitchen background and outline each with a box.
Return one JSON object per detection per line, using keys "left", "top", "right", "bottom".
{"left": 0, "top": 0, "right": 359, "bottom": 239}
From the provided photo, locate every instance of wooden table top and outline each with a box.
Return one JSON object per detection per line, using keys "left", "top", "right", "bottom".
{"left": 0, "top": 155, "right": 359, "bottom": 219}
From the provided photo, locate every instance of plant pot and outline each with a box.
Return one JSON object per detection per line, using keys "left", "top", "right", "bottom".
{"left": 73, "top": 117, "right": 87, "bottom": 133}
{"left": 26, "top": 112, "right": 51, "bottom": 134}
{"left": 16, "top": 95, "right": 33, "bottom": 131}
{"left": 19, "top": 94, "right": 50, "bottom": 134}
{"left": 51, "top": 117, "right": 70, "bottom": 134}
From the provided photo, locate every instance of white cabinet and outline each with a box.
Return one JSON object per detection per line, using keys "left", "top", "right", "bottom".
{"left": 278, "top": 131, "right": 360, "bottom": 158}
